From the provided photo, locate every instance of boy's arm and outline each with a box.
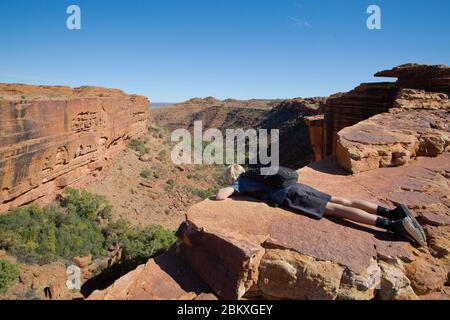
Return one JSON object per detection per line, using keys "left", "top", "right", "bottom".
{"left": 215, "top": 187, "right": 235, "bottom": 200}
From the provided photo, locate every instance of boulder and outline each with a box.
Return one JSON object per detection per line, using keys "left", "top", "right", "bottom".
{"left": 174, "top": 152, "right": 449, "bottom": 300}
{"left": 311, "top": 64, "right": 450, "bottom": 162}
{"left": 88, "top": 253, "right": 211, "bottom": 300}
{"left": 258, "top": 249, "right": 344, "bottom": 300}
{"left": 378, "top": 260, "right": 418, "bottom": 300}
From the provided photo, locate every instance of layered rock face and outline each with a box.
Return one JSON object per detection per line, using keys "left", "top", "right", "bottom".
{"left": 376, "top": 64, "right": 450, "bottom": 95}
{"left": 90, "top": 153, "right": 449, "bottom": 300}
{"left": 0, "top": 84, "right": 149, "bottom": 212}
{"left": 335, "top": 67, "right": 450, "bottom": 174}
{"left": 337, "top": 89, "right": 449, "bottom": 173}
{"left": 309, "top": 64, "right": 450, "bottom": 165}
{"left": 322, "top": 83, "right": 399, "bottom": 156}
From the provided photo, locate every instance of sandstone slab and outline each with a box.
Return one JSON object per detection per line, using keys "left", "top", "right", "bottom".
{"left": 175, "top": 152, "right": 449, "bottom": 300}
{"left": 376, "top": 64, "right": 450, "bottom": 95}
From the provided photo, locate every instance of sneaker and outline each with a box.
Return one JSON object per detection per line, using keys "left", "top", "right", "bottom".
{"left": 391, "top": 202, "right": 427, "bottom": 244}
{"left": 389, "top": 217, "right": 427, "bottom": 247}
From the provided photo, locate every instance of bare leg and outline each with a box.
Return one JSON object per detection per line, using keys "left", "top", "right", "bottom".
{"left": 324, "top": 202, "right": 378, "bottom": 226}
{"left": 330, "top": 196, "right": 381, "bottom": 215}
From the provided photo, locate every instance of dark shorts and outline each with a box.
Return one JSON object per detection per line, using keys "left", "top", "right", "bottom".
{"left": 282, "top": 183, "right": 332, "bottom": 220}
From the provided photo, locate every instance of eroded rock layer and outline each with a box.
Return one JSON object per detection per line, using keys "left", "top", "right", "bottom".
{"left": 323, "top": 82, "right": 399, "bottom": 156}
{"left": 336, "top": 89, "right": 450, "bottom": 173}
{"left": 309, "top": 64, "right": 450, "bottom": 164}
{"left": 376, "top": 64, "right": 450, "bottom": 95}
{"left": 0, "top": 84, "right": 149, "bottom": 212}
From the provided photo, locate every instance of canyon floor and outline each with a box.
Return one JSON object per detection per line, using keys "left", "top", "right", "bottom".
{"left": 84, "top": 123, "right": 226, "bottom": 231}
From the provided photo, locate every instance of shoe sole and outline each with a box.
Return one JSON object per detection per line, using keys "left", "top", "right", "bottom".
{"left": 402, "top": 217, "right": 427, "bottom": 247}
{"left": 393, "top": 202, "right": 427, "bottom": 245}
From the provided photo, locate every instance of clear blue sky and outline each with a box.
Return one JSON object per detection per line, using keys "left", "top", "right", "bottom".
{"left": 0, "top": 0, "right": 449, "bottom": 102}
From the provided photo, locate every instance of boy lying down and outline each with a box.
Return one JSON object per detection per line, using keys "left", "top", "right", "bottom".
{"left": 215, "top": 165, "right": 427, "bottom": 246}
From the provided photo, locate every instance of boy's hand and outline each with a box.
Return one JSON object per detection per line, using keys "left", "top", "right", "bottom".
{"left": 215, "top": 187, "right": 235, "bottom": 200}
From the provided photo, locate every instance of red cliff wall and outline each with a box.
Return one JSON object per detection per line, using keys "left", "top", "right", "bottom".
{"left": 323, "top": 82, "right": 399, "bottom": 156}
{"left": 0, "top": 84, "right": 149, "bottom": 212}
{"left": 307, "top": 64, "right": 450, "bottom": 164}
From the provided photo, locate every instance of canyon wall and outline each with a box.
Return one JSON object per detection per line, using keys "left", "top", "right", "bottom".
{"left": 323, "top": 82, "right": 398, "bottom": 157}
{"left": 0, "top": 84, "right": 149, "bottom": 212}
{"left": 307, "top": 64, "right": 450, "bottom": 169}
{"left": 151, "top": 97, "right": 326, "bottom": 169}
{"left": 257, "top": 98, "right": 326, "bottom": 168}
{"left": 337, "top": 89, "right": 449, "bottom": 173}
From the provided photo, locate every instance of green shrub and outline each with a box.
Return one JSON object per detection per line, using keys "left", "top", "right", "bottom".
{"left": 64, "top": 187, "right": 112, "bottom": 221}
{"left": 158, "top": 149, "right": 167, "bottom": 159}
{"left": 0, "top": 189, "right": 110, "bottom": 264}
{"left": 128, "top": 139, "right": 149, "bottom": 156}
{"left": 0, "top": 189, "right": 175, "bottom": 268}
{"left": 164, "top": 179, "right": 176, "bottom": 192}
{"left": 140, "top": 169, "right": 152, "bottom": 179}
{"left": 0, "top": 259, "right": 20, "bottom": 295}
{"left": 55, "top": 215, "right": 107, "bottom": 260}
{"left": 188, "top": 187, "right": 218, "bottom": 200}
{"left": 105, "top": 220, "right": 176, "bottom": 265}
{"left": 148, "top": 125, "right": 162, "bottom": 137}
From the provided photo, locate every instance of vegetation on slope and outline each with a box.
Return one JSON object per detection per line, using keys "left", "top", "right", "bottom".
{"left": 0, "top": 259, "right": 20, "bottom": 295}
{"left": 128, "top": 138, "right": 150, "bottom": 156}
{"left": 105, "top": 219, "right": 176, "bottom": 266}
{"left": 0, "top": 188, "right": 176, "bottom": 267}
